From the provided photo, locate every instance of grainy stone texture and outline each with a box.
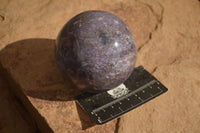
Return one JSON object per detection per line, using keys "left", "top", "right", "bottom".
{"left": 56, "top": 10, "right": 137, "bottom": 92}
{"left": 0, "top": 0, "right": 200, "bottom": 133}
{"left": 0, "top": 75, "right": 35, "bottom": 133}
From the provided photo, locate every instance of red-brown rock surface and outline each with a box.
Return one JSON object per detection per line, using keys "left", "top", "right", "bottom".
{"left": 0, "top": 73, "right": 35, "bottom": 133}
{"left": 0, "top": 0, "right": 200, "bottom": 133}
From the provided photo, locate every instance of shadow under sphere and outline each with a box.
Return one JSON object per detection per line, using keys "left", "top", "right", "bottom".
{"left": 0, "top": 38, "right": 82, "bottom": 101}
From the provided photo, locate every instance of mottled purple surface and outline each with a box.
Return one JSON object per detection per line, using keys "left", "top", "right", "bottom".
{"left": 55, "top": 10, "right": 137, "bottom": 93}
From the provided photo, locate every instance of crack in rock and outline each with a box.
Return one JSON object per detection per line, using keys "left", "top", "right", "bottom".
{"left": 114, "top": 118, "right": 120, "bottom": 133}
{"left": 138, "top": 32, "right": 152, "bottom": 51}
{"left": 151, "top": 66, "right": 158, "bottom": 74}
{"left": 0, "top": 9, "right": 6, "bottom": 22}
{"left": 151, "top": 57, "right": 180, "bottom": 74}
{"left": 137, "top": 1, "right": 164, "bottom": 52}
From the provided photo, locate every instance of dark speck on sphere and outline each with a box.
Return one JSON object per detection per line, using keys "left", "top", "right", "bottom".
{"left": 55, "top": 10, "right": 137, "bottom": 93}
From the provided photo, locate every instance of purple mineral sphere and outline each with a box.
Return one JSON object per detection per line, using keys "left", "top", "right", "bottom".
{"left": 55, "top": 10, "right": 137, "bottom": 93}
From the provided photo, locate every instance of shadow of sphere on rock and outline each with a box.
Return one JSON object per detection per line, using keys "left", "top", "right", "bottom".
{"left": 0, "top": 39, "right": 82, "bottom": 101}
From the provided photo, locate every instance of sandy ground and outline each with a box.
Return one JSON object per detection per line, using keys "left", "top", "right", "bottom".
{"left": 0, "top": 0, "right": 200, "bottom": 133}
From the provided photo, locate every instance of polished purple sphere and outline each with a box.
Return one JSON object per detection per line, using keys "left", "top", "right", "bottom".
{"left": 56, "top": 10, "right": 137, "bottom": 93}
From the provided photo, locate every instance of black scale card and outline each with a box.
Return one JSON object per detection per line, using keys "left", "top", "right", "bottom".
{"left": 76, "top": 66, "right": 168, "bottom": 125}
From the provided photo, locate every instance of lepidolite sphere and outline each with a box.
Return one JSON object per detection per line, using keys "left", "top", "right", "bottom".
{"left": 56, "top": 10, "right": 137, "bottom": 92}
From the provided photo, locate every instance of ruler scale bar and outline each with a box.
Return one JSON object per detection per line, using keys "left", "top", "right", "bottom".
{"left": 76, "top": 66, "right": 168, "bottom": 125}
{"left": 95, "top": 85, "right": 164, "bottom": 123}
{"left": 92, "top": 79, "right": 157, "bottom": 113}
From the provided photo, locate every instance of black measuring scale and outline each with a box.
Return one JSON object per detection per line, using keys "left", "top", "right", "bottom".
{"left": 76, "top": 66, "right": 168, "bottom": 125}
